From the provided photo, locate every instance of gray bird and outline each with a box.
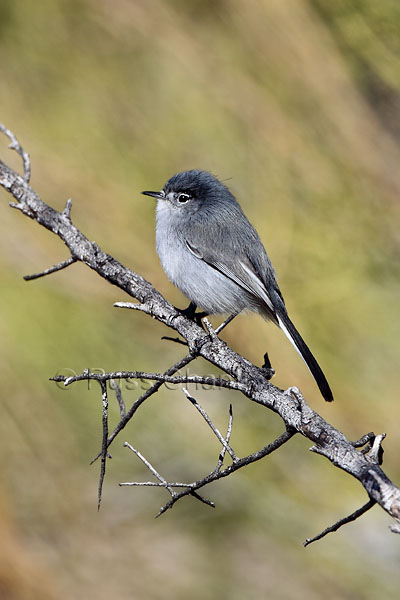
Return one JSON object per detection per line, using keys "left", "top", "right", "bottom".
{"left": 142, "top": 170, "right": 333, "bottom": 402}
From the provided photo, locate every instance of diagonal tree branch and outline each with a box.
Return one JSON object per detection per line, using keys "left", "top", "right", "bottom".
{"left": 2, "top": 125, "right": 400, "bottom": 540}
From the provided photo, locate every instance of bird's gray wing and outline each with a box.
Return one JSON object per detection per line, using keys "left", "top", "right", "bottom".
{"left": 185, "top": 239, "right": 275, "bottom": 314}
{"left": 185, "top": 220, "right": 333, "bottom": 402}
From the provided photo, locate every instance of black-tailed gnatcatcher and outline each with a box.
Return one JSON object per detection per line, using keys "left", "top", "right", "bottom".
{"left": 142, "top": 170, "right": 333, "bottom": 402}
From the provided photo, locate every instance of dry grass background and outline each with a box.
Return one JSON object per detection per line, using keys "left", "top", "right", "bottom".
{"left": 1, "top": 1, "right": 400, "bottom": 598}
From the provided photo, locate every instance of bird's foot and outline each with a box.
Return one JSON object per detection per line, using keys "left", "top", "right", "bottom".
{"left": 179, "top": 302, "right": 208, "bottom": 328}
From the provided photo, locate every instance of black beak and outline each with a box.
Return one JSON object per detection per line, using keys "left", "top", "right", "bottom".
{"left": 141, "top": 190, "right": 163, "bottom": 199}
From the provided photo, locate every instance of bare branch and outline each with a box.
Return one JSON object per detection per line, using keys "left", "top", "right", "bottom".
{"left": 182, "top": 388, "right": 237, "bottom": 461}
{"left": 156, "top": 428, "right": 296, "bottom": 516}
{"left": 122, "top": 443, "right": 216, "bottom": 509}
{"left": 124, "top": 442, "right": 176, "bottom": 497}
{"left": 0, "top": 123, "right": 30, "bottom": 182}
{"left": 190, "top": 491, "right": 215, "bottom": 508}
{"left": 114, "top": 301, "right": 149, "bottom": 313}
{"left": 351, "top": 432, "right": 376, "bottom": 448}
{"left": 120, "top": 481, "right": 193, "bottom": 488}
{"left": 304, "top": 500, "right": 376, "bottom": 547}
{"left": 98, "top": 381, "right": 109, "bottom": 510}
{"left": 24, "top": 256, "right": 77, "bottom": 281}
{"left": 52, "top": 369, "right": 245, "bottom": 393}
{"left": 2, "top": 125, "right": 400, "bottom": 538}
{"left": 62, "top": 198, "right": 72, "bottom": 220}
{"left": 120, "top": 426, "right": 294, "bottom": 516}
{"left": 110, "top": 379, "right": 126, "bottom": 419}
{"left": 215, "top": 404, "right": 233, "bottom": 473}
{"left": 203, "top": 317, "right": 219, "bottom": 343}
{"left": 90, "top": 352, "right": 197, "bottom": 463}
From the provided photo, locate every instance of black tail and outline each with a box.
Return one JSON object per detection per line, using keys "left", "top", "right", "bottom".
{"left": 276, "top": 311, "right": 333, "bottom": 402}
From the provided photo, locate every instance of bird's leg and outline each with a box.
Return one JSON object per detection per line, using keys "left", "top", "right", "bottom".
{"left": 179, "top": 301, "right": 208, "bottom": 327}
{"left": 214, "top": 312, "right": 238, "bottom": 333}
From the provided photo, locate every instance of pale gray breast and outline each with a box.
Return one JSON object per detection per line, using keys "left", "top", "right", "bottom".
{"left": 155, "top": 201, "right": 258, "bottom": 314}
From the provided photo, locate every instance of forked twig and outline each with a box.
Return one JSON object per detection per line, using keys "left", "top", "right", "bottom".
{"left": 124, "top": 442, "right": 177, "bottom": 497}
{"left": 89, "top": 352, "right": 198, "bottom": 464}
{"left": 119, "top": 426, "right": 295, "bottom": 517}
{"left": 155, "top": 427, "right": 296, "bottom": 517}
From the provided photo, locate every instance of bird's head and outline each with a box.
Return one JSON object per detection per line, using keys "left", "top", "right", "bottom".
{"left": 142, "top": 170, "right": 235, "bottom": 214}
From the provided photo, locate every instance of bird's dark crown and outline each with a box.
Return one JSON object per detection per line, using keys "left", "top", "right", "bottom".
{"left": 163, "top": 170, "right": 233, "bottom": 201}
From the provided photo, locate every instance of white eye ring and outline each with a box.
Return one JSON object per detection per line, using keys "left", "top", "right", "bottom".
{"left": 177, "top": 193, "right": 191, "bottom": 203}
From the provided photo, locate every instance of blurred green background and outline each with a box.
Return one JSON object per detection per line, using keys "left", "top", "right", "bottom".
{"left": 1, "top": 0, "right": 400, "bottom": 598}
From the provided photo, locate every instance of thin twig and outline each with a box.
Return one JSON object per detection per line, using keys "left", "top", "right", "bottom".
{"left": 182, "top": 388, "right": 237, "bottom": 461}
{"left": 110, "top": 379, "right": 126, "bottom": 419}
{"left": 190, "top": 490, "right": 215, "bottom": 508}
{"left": 0, "top": 123, "right": 30, "bottom": 182}
{"left": 120, "top": 428, "right": 295, "bottom": 516}
{"left": 52, "top": 370, "right": 244, "bottom": 393}
{"left": 216, "top": 404, "right": 233, "bottom": 472}
{"left": 119, "top": 477, "right": 215, "bottom": 508}
{"left": 114, "top": 301, "right": 148, "bottom": 312}
{"left": 120, "top": 481, "right": 193, "bottom": 488}
{"left": 98, "top": 381, "right": 109, "bottom": 510}
{"left": 351, "top": 432, "right": 376, "bottom": 448}
{"left": 124, "top": 442, "right": 176, "bottom": 497}
{"left": 203, "top": 317, "right": 218, "bottom": 342}
{"left": 304, "top": 500, "right": 376, "bottom": 547}
{"left": 89, "top": 353, "right": 197, "bottom": 463}
{"left": 24, "top": 256, "right": 77, "bottom": 281}
{"left": 156, "top": 427, "right": 296, "bottom": 516}
{"left": 62, "top": 198, "right": 72, "bottom": 220}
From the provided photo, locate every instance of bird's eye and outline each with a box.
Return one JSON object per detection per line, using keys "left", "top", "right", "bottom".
{"left": 177, "top": 193, "right": 191, "bottom": 203}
